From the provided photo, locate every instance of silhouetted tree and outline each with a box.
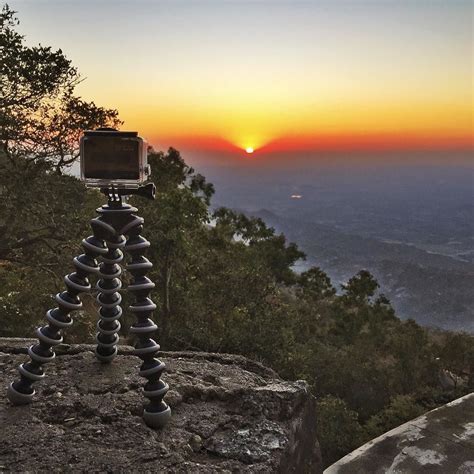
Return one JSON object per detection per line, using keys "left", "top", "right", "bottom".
{"left": 0, "top": 4, "right": 121, "bottom": 172}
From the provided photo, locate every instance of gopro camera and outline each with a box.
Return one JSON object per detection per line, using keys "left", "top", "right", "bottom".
{"left": 80, "top": 129, "right": 150, "bottom": 188}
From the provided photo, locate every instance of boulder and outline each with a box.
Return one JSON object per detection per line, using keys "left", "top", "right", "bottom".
{"left": 325, "top": 392, "right": 474, "bottom": 473}
{"left": 0, "top": 338, "right": 322, "bottom": 473}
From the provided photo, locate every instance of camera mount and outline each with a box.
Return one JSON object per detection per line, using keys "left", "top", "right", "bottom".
{"left": 7, "top": 183, "right": 171, "bottom": 429}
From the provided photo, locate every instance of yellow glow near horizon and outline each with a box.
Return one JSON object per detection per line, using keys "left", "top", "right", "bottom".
{"left": 114, "top": 97, "right": 472, "bottom": 152}
{"left": 19, "top": 1, "right": 472, "bottom": 154}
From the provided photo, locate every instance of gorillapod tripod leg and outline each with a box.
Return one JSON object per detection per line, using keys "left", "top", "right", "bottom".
{"left": 95, "top": 233, "right": 127, "bottom": 362}
{"left": 122, "top": 214, "right": 171, "bottom": 429}
{"left": 7, "top": 218, "right": 111, "bottom": 405}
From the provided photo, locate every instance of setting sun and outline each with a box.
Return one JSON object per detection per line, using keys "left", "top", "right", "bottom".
{"left": 246, "top": 147, "right": 254, "bottom": 154}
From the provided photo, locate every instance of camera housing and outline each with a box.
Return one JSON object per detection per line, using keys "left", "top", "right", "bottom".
{"left": 80, "top": 129, "right": 149, "bottom": 189}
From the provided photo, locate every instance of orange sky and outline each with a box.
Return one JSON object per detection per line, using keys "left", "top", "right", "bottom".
{"left": 13, "top": 0, "right": 474, "bottom": 156}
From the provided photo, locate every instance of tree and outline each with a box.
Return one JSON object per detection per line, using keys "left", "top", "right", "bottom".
{"left": 439, "top": 333, "right": 474, "bottom": 382}
{"left": 131, "top": 148, "right": 214, "bottom": 343}
{"left": 364, "top": 395, "right": 425, "bottom": 439}
{"left": 298, "top": 266, "right": 336, "bottom": 300}
{"left": 316, "top": 396, "right": 364, "bottom": 468}
{"left": 342, "top": 270, "right": 379, "bottom": 305}
{"left": 212, "top": 207, "right": 305, "bottom": 284}
{"left": 0, "top": 4, "right": 121, "bottom": 172}
{"left": 0, "top": 151, "right": 102, "bottom": 339}
{"left": 0, "top": 152, "right": 98, "bottom": 262}
{"left": 0, "top": 4, "right": 120, "bottom": 293}
{"left": 0, "top": 4, "right": 111, "bottom": 335}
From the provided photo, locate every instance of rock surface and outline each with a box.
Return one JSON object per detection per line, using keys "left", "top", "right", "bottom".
{"left": 0, "top": 338, "right": 322, "bottom": 473}
{"left": 325, "top": 392, "right": 474, "bottom": 473}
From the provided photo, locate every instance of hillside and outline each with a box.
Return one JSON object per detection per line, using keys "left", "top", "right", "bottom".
{"left": 250, "top": 209, "right": 474, "bottom": 333}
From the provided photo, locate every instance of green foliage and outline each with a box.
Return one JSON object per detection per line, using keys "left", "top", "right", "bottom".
{"left": 439, "top": 332, "right": 474, "bottom": 376}
{"left": 0, "top": 4, "right": 116, "bottom": 337}
{"left": 342, "top": 269, "right": 379, "bottom": 305}
{"left": 363, "top": 395, "right": 425, "bottom": 439}
{"left": 127, "top": 149, "right": 304, "bottom": 359}
{"left": 0, "top": 151, "right": 101, "bottom": 340}
{"left": 298, "top": 267, "right": 336, "bottom": 300}
{"left": 316, "top": 396, "right": 364, "bottom": 467}
{"left": 127, "top": 148, "right": 214, "bottom": 342}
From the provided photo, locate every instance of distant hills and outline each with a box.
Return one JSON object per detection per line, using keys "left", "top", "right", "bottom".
{"left": 202, "top": 156, "right": 474, "bottom": 334}
{"left": 250, "top": 209, "right": 474, "bottom": 333}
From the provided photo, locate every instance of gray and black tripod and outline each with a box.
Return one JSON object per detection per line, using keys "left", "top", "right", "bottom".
{"left": 7, "top": 183, "right": 171, "bottom": 429}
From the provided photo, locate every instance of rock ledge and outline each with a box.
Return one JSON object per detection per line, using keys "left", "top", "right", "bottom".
{"left": 0, "top": 338, "right": 322, "bottom": 473}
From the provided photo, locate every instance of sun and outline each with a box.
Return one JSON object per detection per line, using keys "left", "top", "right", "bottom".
{"left": 245, "top": 147, "right": 254, "bottom": 154}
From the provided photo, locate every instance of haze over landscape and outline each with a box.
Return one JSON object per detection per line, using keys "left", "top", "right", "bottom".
{"left": 202, "top": 152, "right": 474, "bottom": 332}
{"left": 12, "top": 0, "right": 473, "bottom": 332}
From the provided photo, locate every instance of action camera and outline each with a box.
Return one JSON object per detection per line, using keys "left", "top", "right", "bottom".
{"left": 80, "top": 129, "right": 150, "bottom": 188}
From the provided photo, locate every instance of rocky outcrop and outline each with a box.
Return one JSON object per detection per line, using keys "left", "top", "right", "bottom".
{"left": 0, "top": 338, "right": 322, "bottom": 473}
{"left": 325, "top": 392, "right": 474, "bottom": 474}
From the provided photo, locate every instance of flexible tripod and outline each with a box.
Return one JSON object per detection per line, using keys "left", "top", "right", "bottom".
{"left": 7, "top": 183, "right": 171, "bottom": 429}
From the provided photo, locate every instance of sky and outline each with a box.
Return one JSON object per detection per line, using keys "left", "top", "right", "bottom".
{"left": 8, "top": 0, "right": 474, "bottom": 161}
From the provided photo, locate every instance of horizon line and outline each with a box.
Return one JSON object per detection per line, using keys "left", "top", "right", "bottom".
{"left": 145, "top": 132, "right": 473, "bottom": 155}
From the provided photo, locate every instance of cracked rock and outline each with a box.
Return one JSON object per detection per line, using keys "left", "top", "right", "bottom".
{"left": 0, "top": 338, "right": 322, "bottom": 473}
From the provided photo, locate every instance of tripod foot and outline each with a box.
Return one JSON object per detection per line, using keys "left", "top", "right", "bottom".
{"left": 7, "top": 382, "right": 35, "bottom": 406}
{"left": 143, "top": 405, "right": 171, "bottom": 429}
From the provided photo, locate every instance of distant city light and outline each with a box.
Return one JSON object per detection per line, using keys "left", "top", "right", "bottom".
{"left": 291, "top": 194, "right": 303, "bottom": 199}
